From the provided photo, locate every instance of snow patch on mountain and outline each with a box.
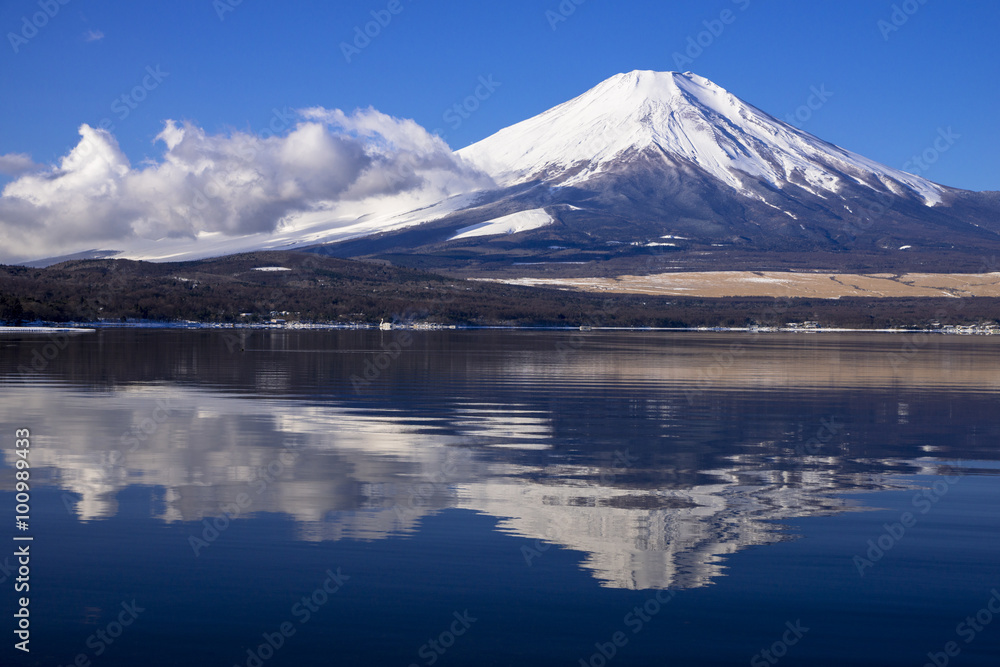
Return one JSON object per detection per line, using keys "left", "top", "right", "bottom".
{"left": 450, "top": 209, "right": 554, "bottom": 241}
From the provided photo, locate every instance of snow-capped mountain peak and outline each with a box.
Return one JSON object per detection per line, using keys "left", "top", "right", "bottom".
{"left": 459, "top": 70, "right": 943, "bottom": 205}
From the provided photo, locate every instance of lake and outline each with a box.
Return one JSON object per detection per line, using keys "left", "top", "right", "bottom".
{"left": 2, "top": 329, "right": 999, "bottom": 666}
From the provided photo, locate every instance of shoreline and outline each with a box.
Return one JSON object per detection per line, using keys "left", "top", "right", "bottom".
{"left": 0, "top": 326, "right": 96, "bottom": 334}
{"left": 1, "top": 323, "right": 997, "bottom": 336}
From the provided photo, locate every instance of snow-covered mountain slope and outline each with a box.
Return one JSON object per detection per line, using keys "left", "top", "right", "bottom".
{"left": 28, "top": 192, "right": 480, "bottom": 266}
{"left": 118, "top": 192, "right": 478, "bottom": 262}
{"left": 459, "top": 70, "right": 944, "bottom": 205}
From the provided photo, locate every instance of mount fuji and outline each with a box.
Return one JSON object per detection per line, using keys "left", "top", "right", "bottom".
{"left": 32, "top": 70, "right": 1000, "bottom": 274}
{"left": 315, "top": 70, "right": 1000, "bottom": 275}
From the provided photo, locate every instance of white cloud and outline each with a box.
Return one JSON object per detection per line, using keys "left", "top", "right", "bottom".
{"left": 84, "top": 29, "right": 105, "bottom": 42}
{"left": 0, "top": 109, "right": 493, "bottom": 262}
{"left": 0, "top": 153, "right": 41, "bottom": 176}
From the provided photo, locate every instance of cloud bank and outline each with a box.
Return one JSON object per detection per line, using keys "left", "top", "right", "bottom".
{"left": 0, "top": 153, "right": 41, "bottom": 176}
{"left": 0, "top": 108, "right": 492, "bottom": 263}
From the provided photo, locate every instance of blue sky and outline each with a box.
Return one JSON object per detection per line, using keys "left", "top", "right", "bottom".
{"left": 1, "top": 0, "right": 997, "bottom": 190}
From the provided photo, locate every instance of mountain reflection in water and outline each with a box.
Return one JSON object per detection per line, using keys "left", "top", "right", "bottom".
{"left": 2, "top": 330, "right": 996, "bottom": 594}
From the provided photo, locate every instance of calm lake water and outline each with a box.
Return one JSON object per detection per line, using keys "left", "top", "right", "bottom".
{"left": 2, "top": 329, "right": 999, "bottom": 666}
